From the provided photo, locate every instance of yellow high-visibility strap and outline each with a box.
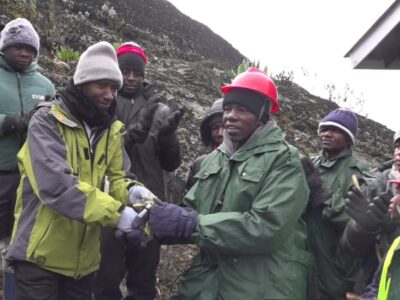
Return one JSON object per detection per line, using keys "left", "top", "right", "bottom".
{"left": 378, "top": 236, "right": 400, "bottom": 300}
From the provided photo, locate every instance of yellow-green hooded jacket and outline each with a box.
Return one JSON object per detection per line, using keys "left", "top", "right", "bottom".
{"left": 6, "top": 98, "right": 137, "bottom": 278}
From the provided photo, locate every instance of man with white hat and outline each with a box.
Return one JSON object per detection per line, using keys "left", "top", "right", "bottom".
{"left": 5, "top": 41, "right": 153, "bottom": 299}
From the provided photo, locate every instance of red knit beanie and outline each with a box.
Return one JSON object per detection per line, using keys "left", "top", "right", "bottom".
{"left": 116, "top": 42, "right": 148, "bottom": 76}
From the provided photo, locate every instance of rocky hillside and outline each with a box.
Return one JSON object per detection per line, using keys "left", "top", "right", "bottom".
{"left": 0, "top": 0, "right": 395, "bottom": 298}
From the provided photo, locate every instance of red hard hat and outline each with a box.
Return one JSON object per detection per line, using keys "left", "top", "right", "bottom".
{"left": 221, "top": 67, "right": 279, "bottom": 113}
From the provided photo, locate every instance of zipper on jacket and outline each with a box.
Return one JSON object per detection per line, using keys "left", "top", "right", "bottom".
{"left": 74, "top": 224, "right": 87, "bottom": 279}
{"left": 16, "top": 73, "right": 24, "bottom": 116}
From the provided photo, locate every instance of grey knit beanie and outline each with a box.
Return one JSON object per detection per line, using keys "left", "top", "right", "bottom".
{"left": 73, "top": 41, "right": 123, "bottom": 89}
{"left": 0, "top": 18, "right": 40, "bottom": 56}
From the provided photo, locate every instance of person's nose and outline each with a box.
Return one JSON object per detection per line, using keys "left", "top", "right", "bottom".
{"left": 104, "top": 87, "right": 116, "bottom": 102}
{"left": 224, "top": 108, "right": 238, "bottom": 122}
{"left": 20, "top": 47, "right": 31, "bottom": 58}
{"left": 217, "top": 126, "right": 224, "bottom": 136}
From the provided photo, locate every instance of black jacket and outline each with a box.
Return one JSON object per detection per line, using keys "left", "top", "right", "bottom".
{"left": 116, "top": 82, "right": 181, "bottom": 199}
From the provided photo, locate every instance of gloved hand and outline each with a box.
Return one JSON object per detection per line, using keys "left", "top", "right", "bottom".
{"left": 149, "top": 199, "right": 197, "bottom": 239}
{"left": 158, "top": 102, "right": 185, "bottom": 135}
{"left": 2, "top": 114, "right": 30, "bottom": 135}
{"left": 345, "top": 187, "right": 391, "bottom": 233}
{"left": 125, "top": 213, "right": 151, "bottom": 249}
{"left": 128, "top": 185, "right": 155, "bottom": 205}
{"left": 116, "top": 207, "right": 138, "bottom": 233}
{"left": 125, "top": 101, "right": 160, "bottom": 148}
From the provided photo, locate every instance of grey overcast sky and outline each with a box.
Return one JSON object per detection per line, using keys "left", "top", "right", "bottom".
{"left": 167, "top": 0, "right": 398, "bottom": 131}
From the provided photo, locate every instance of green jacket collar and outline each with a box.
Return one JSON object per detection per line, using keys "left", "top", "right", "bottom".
{"left": 319, "top": 148, "right": 352, "bottom": 168}
{"left": 220, "top": 121, "right": 283, "bottom": 161}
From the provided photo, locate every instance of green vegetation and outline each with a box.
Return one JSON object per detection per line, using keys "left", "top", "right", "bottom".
{"left": 57, "top": 46, "right": 80, "bottom": 62}
{"left": 230, "top": 59, "right": 267, "bottom": 78}
{"left": 112, "top": 42, "right": 122, "bottom": 50}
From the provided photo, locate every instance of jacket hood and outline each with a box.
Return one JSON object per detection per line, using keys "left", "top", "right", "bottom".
{"left": 200, "top": 98, "right": 223, "bottom": 146}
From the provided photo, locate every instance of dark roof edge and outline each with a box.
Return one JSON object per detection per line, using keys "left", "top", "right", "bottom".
{"left": 345, "top": 0, "right": 400, "bottom": 57}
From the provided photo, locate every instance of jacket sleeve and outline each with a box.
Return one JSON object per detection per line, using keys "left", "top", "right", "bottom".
{"left": 106, "top": 126, "right": 140, "bottom": 202}
{"left": 338, "top": 172, "right": 389, "bottom": 257}
{"left": 185, "top": 154, "right": 206, "bottom": 191}
{"left": 20, "top": 109, "right": 124, "bottom": 227}
{"left": 188, "top": 149, "right": 309, "bottom": 255}
{"left": 154, "top": 104, "right": 182, "bottom": 172}
{"left": 362, "top": 262, "right": 381, "bottom": 299}
{"left": 339, "top": 219, "right": 379, "bottom": 257}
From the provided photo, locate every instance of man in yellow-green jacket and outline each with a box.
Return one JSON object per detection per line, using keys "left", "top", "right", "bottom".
{"left": 6, "top": 41, "right": 154, "bottom": 299}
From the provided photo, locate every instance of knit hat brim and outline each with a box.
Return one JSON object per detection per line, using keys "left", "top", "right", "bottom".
{"left": 223, "top": 88, "right": 270, "bottom": 122}
{"left": 318, "top": 121, "right": 355, "bottom": 144}
{"left": 73, "top": 41, "right": 122, "bottom": 89}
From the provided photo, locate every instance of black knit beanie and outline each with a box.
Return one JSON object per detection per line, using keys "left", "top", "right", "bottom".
{"left": 223, "top": 89, "right": 270, "bottom": 123}
{"left": 117, "top": 53, "right": 146, "bottom": 77}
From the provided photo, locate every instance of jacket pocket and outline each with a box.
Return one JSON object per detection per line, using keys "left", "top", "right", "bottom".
{"left": 238, "top": 163, "right": 264, "bottom": 183}
{"left": 194, "top": 163, "right": 221, "bottom": 180}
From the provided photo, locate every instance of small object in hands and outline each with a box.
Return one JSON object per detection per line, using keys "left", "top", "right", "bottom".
{"left": 387, "top": 179, "right": 400, "bottom": 219}
{"left": 352, "top": 174, "right": 361, "bottom": 192}
{"left": 132, "top": 199, "right": 154, "bottom": 236}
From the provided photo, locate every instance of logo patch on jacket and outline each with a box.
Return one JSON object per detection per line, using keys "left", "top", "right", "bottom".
{"left": 32, "top": 94, "right": 46, "bottom": 101}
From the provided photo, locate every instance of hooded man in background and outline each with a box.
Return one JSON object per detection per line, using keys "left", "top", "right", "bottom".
{"left": 186, "top": 98, "right": 223, "bottom": 190}
{"left": 0, "top": 17, "right": 55, "bottom": 299}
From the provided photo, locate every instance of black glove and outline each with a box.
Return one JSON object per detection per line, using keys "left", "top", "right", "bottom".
{"left": 125, "top": 101, "right": 160, "bottom": 148}
{"left": 2, "top": 114, "right": 30, "bottom": 135}
{"left": 158, "top": 102, "right": 185, "bottom": 136}
{"left": 149, "top": 199, "right": 197, "bottom": 240}
{"left": 345, "top": 187, "right": 391, "bottom": 233}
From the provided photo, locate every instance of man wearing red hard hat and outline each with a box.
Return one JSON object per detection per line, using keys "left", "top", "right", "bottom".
{"left": 147, "top": 67, "right": 310, "bottom": 299}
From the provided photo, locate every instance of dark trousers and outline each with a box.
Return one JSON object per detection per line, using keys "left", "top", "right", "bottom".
{"left": 0, "top": 171, "right": 19, "bottom": 239}
{"left": 94, "top": 227, "right": 160, "bottom": 300}
{"left": 13, "top": 261, "right": 95, "bottom": 300}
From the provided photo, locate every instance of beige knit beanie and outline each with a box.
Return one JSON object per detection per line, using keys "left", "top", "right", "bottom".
{"left": 73, "top": 41, "right": 122, "bottom": 89}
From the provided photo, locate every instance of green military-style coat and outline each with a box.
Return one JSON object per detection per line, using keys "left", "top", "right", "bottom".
{"left": 305, "top": 150, "right": 370, "bottom": 299}
{"left": 174, "top": 122, "right": 310, "bottom": 300}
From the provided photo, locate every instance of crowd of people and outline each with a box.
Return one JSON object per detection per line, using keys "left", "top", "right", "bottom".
{"left": 0, "top": 17, "right": 399, "bottom": 300}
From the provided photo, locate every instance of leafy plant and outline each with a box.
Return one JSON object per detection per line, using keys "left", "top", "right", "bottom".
{"left": 112, "top": 42, "right": 122, "bottom": 50}
{"left": 57, "top": 46, "right": 80, "bottom": 62}
{"left": 230, "top": 59, "right": 267, "bottom": 79}
{"left": 271, "top": 70, "right": 294, "bottom": 83}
